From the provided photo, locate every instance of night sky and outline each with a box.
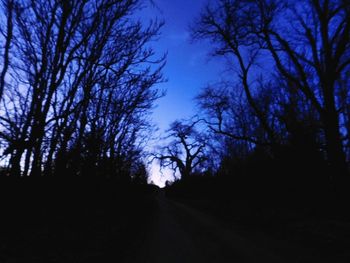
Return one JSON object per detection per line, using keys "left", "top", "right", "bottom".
{"left": 143, "top": 0, "right": 224, "bottom": 132}
{"left": 141, "top": 0, "right": 225, "bottom": 186}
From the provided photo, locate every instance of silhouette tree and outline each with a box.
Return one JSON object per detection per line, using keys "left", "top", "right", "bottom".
{"left": 153, "top": 120, "right": 208, "bottom": 180}
{"left": 0, "top": 0, "right": 14, "bottom": 101}
{"left": 192, "top": 0, "right": 350, "bottom": 173}
{"left": 192, "top": 1, "right": 277, "bottom": 148}
{"left": 0, "top": 0, "right": 165, "bottom": 177}
{"left": 196, "top": 82, "right": 274, "bottom": 147}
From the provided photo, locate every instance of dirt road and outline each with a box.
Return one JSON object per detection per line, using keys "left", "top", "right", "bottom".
{"left": 127, "top": 190, "right": 301, "bottom": 263}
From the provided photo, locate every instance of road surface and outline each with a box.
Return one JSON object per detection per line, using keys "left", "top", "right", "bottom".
{"left": 127, "top": 190, "right": 305, "bottom": 263}
{"left": 2, "top": 184, "right": 347, "bottom": 262}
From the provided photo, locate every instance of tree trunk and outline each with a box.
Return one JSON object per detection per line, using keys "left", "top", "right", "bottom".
{"left": 9, "top": 149, "right": 24, "bottom": 177}
{"left": 323, "top": 111, "right": 347, "bottom": 175}
{"left": 321, "top": 67, "right": 348, "bottom": 175}
{"left": 0, "top": 0, "right": 13, "bottom": 101}
{"left": 23, "top": 148, "right": 32, "bottom": 177}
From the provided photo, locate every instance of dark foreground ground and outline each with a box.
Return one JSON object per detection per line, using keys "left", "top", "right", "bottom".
{"left": 0, "top": 177, "right": 349, "bottom": 262}
{"left": 0, "top": 178, "right": 158, "bottom": 262}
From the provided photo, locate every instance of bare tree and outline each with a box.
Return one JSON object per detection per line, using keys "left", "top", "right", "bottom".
{"left": 0, "top": 0, "right": 165, "bottom": 177}
{"left": 196, "top": 82, "right": 274, "bottom": 147}
{"left": 0, "top": 0, "right": 14, "bottom": 101}
{"left": 256, "top": 0, "right": 350, "bottom": 173}
{"left": 192, "top": 0, "right": 277, "bottom": 147}
{"left": 192, "top": 0, "right": 350, "bottom": 173}
{"left": 153, "top": 120, "right": 208, "bottom": 180}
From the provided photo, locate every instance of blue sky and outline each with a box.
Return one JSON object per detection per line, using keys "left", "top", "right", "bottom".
{"left": 142, "top": 0, "right": 225, "bottom": 132}
{"left": 140, "top": 0, "right": 227, "bottom": 187}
